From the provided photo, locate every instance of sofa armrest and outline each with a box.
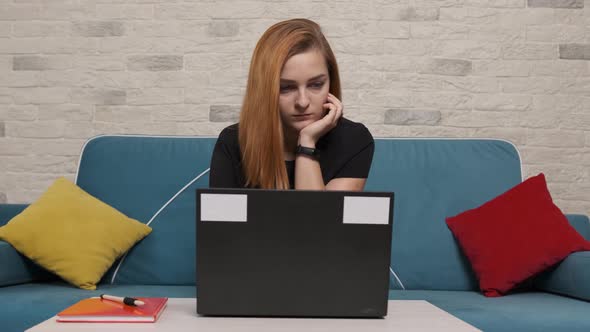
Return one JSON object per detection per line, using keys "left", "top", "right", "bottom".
{"left": 566, "top": 214, "right": 590, "bottom": 241}
{"left": 535, "top": 214, "right": 590, "bottom": 300}
{"left": 0, "top": 204, "right": 28, "bottom": 227}
{"left": 0, "top": 240, "right": 54, "bottom": 287}
{"left": 535, "top": 251, "right": 590, "bottom": 301}
{"left": 0, "top": 204, "right": 54, "bottom": 286}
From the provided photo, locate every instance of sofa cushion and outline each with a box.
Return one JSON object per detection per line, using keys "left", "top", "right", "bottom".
{"left": 3, "top": 283, "right": 588, "bottom": 332}
{"left": 0, "top": 177, "right": 152, "bottom": 290}
{"left": 390, "top": 289, "right": 590, "bottom": 332}
{"left": 446, "top": 173, "right": 590, "bottom": 297}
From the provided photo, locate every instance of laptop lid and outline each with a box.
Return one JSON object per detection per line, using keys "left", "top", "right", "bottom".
{"left": 196, "top": 188, "right": 394, "bottom": 318}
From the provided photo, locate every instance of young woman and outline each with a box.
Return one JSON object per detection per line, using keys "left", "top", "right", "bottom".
{"left": 209, "top": 18, "right": 374, "bottom": 191}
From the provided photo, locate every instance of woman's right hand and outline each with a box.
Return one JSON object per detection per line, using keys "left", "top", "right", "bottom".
{"left": 298, "top": 93, "right": 343, "bottom": 147}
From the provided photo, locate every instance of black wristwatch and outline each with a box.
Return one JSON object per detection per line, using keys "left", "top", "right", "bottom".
{"left": 296, "top": 145, "right": 320, "bottom": 160}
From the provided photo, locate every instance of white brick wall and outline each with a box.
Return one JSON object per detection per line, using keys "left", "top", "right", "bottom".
{"left": 0, "top": 0, "right": 588, "bottom": 215}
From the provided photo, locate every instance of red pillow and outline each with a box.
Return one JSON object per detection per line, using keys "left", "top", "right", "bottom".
{"left": 446, "top": 173, "right": 590, "bottom": 297}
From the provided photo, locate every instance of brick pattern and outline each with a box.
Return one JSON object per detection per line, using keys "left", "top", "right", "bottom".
{"left": 560, "top": 43, "right": 590, "bottom": 59}
{"left": 72, "top": 21, "right": 125, "bottom": 37}
{"left": 209, "top": 105, "right": 240, "bottom": 123}
{"left": 384, "top": 109, "right": 442, "bottom": 125}
{"left": 127, "top": 55, "right": 183, "bottom": 71}
{"left": 528, "top": 0, "right": 584, "bottom": 8}
{"left": 0, "top": 0, "right": 589, "bottom": 215}
{"left": 13, "top": 56, "right": 72, "bottom": 71}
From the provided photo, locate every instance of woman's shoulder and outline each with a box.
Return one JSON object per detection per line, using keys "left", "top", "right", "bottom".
{"left": 215, "top": 123, "right": 242, "bottom": 161}
{"left": 217, "top": 123, "right": 240, "bottom": 144}
{"left": 337, "top": 117, "right": 371, "bottom": 135}
{"left": 327, "top": 117, "right": 373, "bottom": 146}
{"left": 219, "top": 122, "right": 239, "bottom": 135}
{"left": 316, "top": 118, "right": 373, "bottom": 160}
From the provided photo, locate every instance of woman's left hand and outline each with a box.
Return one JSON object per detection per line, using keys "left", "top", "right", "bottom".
{"left": 298, "top": 93, "right": 343, "bottom": 146}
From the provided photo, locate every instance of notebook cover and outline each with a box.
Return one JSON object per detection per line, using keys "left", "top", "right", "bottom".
{"left": 57, "top": 297, "right": 168, "bottom": 323}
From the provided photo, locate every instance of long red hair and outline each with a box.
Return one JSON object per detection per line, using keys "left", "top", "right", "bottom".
{"left": 239, "top": 18, "right": 341, "bottom": 189}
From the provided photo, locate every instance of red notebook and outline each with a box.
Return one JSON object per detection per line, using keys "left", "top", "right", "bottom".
{"left": 57, "top": 297, "right": 168, "bottom": 323}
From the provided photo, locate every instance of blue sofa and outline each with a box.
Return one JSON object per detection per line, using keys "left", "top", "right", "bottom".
{"left": 1, "top": 135, "right": 589, "bottom": 331}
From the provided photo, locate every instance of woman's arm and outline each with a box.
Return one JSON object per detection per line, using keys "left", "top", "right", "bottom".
{"left": 326, "top": 178, "right": 367, "bottom": 191}
{"left": 294, "top": 94, "right": 372, "bottom": 192}
{"left": 327, "top": 141, "right": 374, "bottom": 190}
{"left": 294, "top": 147, "right": 367, "bottom": 191}
{"left": 293, "top": 107, "right": 337, "bottom": 191}
{"left": 294, "top": 142, "right": 326, "bottom": 190}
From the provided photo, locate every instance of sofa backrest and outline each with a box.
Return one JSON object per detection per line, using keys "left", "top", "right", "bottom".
{"left": 76, "top": 135, "right": 216, "bottom": 285}
{"left": 366, "top": 139, "right": 521, "bottom": 291}
{"left": 76, "top": 135, "right": 522, "bottom": 290}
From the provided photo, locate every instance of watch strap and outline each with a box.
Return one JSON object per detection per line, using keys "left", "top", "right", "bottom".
{"left": 296, "top": 145, "right": 320, "bottom": 160}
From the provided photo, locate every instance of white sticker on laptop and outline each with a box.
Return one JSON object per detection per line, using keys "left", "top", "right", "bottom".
{"left": 342, "top": 196, "right": 390, "bottom": 225}
{"left": 201, "top": 194, "right": 247, "bottom": 222}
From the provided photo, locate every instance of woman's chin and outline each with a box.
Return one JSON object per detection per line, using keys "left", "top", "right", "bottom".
{"left": 289, "top": 120, "right": 313, "bottom": 132}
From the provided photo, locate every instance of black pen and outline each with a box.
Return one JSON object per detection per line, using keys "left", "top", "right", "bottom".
{"left": 100, "top": 294, "right": 145, "bottom": 306}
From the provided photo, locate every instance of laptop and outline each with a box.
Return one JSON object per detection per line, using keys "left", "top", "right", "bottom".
{"left": 196, "top": 188, "right": 394, "bottom": 318}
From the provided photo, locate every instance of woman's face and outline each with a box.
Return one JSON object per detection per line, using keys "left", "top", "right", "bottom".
{"left": 278, "top": 49, "right": 330, "bottom": 135}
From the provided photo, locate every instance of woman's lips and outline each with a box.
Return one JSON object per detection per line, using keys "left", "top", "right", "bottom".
{"left": 293, "top": 113, "right": 313, "bottom": 120}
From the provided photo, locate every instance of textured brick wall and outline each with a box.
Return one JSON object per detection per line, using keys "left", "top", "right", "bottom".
{"left": 0, "top": 0, "right": 588, "bottom": 215}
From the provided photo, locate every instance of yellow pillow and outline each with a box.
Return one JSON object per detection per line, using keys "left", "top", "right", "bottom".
{"left": 0, "top": 177, "right": 152, "bottom": 290}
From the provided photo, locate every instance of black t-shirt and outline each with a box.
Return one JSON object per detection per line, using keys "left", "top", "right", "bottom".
{"left": 209, "top": 117, "right": 375, "bottom": 189}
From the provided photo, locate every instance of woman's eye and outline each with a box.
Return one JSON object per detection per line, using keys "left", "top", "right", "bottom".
{"left": 309, "top": 81, "right": 324, "bottom": 89}
{"left": 280, "top": 81, "right": 324, "bottom": 93}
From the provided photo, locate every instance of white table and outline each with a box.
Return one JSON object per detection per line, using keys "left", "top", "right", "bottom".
{"left": 28, "top": 298, "right": 481, "bottom": 331}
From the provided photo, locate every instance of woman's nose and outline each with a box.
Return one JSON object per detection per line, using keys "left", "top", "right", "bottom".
{"left": 295, "top": 89, "right": 310, "bottom": 109}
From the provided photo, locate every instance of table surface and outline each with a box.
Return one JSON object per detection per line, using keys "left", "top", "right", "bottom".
{"left": 27, "top": 298, "right": 481, "bottom": 332}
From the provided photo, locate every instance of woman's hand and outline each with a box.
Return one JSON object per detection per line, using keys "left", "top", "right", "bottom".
{"left": 298, "top": 93, "right": 343, "bottom": 147}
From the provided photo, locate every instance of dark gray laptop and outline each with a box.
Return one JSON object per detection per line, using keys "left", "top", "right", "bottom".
{"left": 196, "top": 188, "right": 394, "bottom": 318}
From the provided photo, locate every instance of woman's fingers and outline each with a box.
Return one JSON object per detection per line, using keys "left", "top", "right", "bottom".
{"left": 327, "top": 94, "right": 343, "bottom": 122}
{"left": 322, "top": 103, "right": 340, "bottom": 128}
{"left": 324, "top": 104, "right": 337, "bottom": 124}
